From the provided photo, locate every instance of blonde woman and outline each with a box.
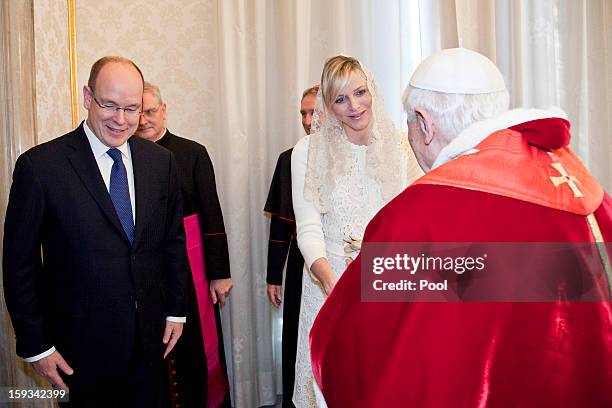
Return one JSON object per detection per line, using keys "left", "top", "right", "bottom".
{"left": 291, "top": 55, "right": 422, "bottom": 407}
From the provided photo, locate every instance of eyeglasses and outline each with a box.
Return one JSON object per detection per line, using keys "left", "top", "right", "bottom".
{"left": 88, "top": 88, "right": 141, "bottom": 117}
{"left": 141, "top": 105, "right": 161, "bottom": 118}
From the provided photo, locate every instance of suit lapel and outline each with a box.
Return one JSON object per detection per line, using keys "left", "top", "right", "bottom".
{"left": 130, "top": 137, "right": 152, "bottom": 248}
{"left": 66, "top": 124, "right": 130, "bottom": 244}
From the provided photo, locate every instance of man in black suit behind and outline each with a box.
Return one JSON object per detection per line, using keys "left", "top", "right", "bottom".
{"left": 135, "top": 82, "right": 232, "bottom": 407}
{"left": 3, "top": 56, "right": 188, "bottom": 407}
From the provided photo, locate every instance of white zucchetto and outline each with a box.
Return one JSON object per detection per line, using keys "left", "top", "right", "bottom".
{"left": 409, "top": 48, "right": 506, "bottom": 94}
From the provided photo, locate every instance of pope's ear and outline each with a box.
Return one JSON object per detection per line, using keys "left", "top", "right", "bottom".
{"left": 414, "top": 107, "right": 435, "bottom": 145}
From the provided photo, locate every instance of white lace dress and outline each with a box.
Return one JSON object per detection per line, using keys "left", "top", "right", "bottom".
{"left": 290, "top": 134, "right": 386, "bottom": 407}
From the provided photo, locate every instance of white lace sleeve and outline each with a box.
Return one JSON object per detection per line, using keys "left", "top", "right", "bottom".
{"left": 292, "top": 135, "right": 326, "bottom": 268}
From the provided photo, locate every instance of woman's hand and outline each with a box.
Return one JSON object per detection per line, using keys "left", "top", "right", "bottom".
{"left": 310, "top": 257, "right": 338, "bottom": 296}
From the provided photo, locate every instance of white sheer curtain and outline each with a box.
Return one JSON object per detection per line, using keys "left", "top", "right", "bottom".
{"left": 452, "top": 0, "right": 612, "bottom": 190}
{"left": 213, "top": 2, "right": 418, "bottom": 406}
{"left": 214, "top": 1, "right": 610, "bottom": 406}
{"left": 0, "top": 1, "right": 609, "bottom": 407}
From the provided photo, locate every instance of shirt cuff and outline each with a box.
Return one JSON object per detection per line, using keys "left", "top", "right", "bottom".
{"left": 24, "top": 346, "right": 56, "bottom": 362}
{"left": 166, "top": 316, "right": 186, "bottom": 323}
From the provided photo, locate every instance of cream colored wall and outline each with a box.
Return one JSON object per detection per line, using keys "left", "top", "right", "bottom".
{"left": 75, "top": 0, "right": 221, "bottom": 156}
{"left": 33, "top": 0, "right": 72, "bottom": 143}
{"left": 34, "top": 0, "right": 218, "bottom": 153}
{"left": 32, "top": 0, "right": 221, "bottom": 153}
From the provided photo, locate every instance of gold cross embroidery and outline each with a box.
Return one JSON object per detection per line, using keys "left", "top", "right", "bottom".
{"left": 550, "top": 162, "right": 584, "bottom": 198}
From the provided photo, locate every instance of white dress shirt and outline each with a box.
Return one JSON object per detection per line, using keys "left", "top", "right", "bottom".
{"left": 83, "top": 122, "right": 136, "bottom": 222}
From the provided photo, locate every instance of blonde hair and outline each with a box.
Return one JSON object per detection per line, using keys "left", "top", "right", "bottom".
{"left": 320, "top": 55, "right": 366, "bottom": 108}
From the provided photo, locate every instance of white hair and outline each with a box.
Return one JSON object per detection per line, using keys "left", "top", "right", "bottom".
{"left": 143, "top": 81, "right": 163, "bottom": 104}
{"left": 402, "top": 86, "right": 509, "bottom": 141}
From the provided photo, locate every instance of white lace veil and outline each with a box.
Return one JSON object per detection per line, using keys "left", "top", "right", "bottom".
{"left": 304, "top": 66, "right": 409, "bottom": 213}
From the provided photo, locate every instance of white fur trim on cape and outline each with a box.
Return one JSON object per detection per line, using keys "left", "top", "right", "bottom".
{"left": 432, "top": 107, "right": 568, "bottom": 169}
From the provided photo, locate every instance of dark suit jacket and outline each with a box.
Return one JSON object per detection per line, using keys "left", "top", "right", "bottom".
{"left": 2, "top": 123, "right": 188, "bottom": 382}
{"left": 157, "top": 131, "right": 230, "bottom": 280}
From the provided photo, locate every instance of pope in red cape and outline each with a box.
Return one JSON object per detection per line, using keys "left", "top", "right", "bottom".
{"left": 309, "top": 48, "right": 612, "bottom": 407}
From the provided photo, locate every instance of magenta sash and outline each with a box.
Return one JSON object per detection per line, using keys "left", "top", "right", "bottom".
{"left": 183, "top": 213, "right": 229, "bottom": 408}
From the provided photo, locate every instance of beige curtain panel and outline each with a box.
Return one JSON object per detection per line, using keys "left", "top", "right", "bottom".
{"left": 1, "top": 1, "right": 610, "bottom": 407}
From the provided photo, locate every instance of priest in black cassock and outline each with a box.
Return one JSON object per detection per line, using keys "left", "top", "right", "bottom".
{"left": 264, "top": 85, "right": 317, "bottom": 408}
{"left": 135, "top": 82, "right": 231, "bottom": 408}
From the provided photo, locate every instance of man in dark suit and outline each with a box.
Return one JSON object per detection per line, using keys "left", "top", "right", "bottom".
{"left": 135, "top": 82, "right": 232, "bottom": 407}
{"left": 3, "top": 56, "right": 188, "bottom": 407}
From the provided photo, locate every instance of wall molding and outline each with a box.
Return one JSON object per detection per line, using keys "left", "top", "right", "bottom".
{"left": 68, "top": 0, "right": 78, "bottom": 128}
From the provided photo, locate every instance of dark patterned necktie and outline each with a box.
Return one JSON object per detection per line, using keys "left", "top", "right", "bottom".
{"left": 107, "top": 148, "right": 134, "bottom": 244}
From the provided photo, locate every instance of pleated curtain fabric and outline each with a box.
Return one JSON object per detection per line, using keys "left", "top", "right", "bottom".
{"left": 0, "top": 2, "right": 610, "bottom": 408}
